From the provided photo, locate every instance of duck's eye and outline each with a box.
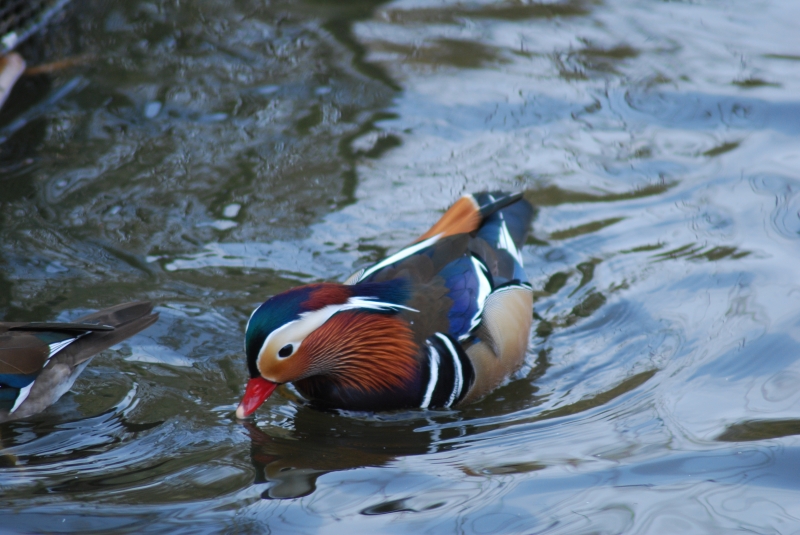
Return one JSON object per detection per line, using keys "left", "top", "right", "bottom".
{"left": 278, "top": 344, "right": 294, "bottom": 358}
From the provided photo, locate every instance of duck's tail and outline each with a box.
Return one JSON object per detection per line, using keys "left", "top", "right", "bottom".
{"left": 416, "top": 191, "right": 535, "bottom": 249}
{"left": 57, "top": 301, "right": 159, "bottom": 367}
{"left": 472, "top": 191, "right": 535, "bottom": 251}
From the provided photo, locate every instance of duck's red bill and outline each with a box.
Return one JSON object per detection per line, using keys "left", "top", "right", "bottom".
{"left": 235, "top": 377, "right": 277, "bottom": 418}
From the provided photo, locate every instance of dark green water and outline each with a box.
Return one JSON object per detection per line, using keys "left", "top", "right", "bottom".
{"left": 2, "top": 0, "right": 800, "bottom": 532}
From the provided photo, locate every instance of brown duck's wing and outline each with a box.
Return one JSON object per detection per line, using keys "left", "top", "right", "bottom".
{"left": 0, "top": 301, "right": 158, "bottom": 369}
{"left": 0, "top": 302, "right": 159, "bottom": 422}
{"left": 55, "top": 301, "right": 159, "bottom": 367}
{"left": 0, "top": 332, "right": 51, "bottom": 375}
{"left": 0, "top": 324, "right": 81, "bottom": 378}
{"left": 365, "top": 235, "right": 471, "bottom": 285}
{"left": 361, "top": 232, "right": 528, "bottom": 348}
{"left": 71, "top": 301, "right": 156, "bottom": 328}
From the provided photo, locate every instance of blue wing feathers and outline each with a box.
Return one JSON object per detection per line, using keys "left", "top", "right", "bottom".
{"left": 0, "top": 373, "right": 36, "bottom": 389}
{"left": 439, "top": 256, "right": 487, "bottom": 339}
{"left": 443, "top": 262, "right": 476, "bottom": 337}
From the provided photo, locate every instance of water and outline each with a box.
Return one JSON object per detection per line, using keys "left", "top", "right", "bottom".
{"left": 2, "top": 0, "right": 800, "bottom": 532}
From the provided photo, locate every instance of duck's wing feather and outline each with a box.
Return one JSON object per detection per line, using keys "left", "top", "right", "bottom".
{"left": 0, "top": 301, "right": 158, "bottom": 421}
{"left": 415, "top": 195, "right": 482, "bottom": 243}
{"left": 54, "top": 301, "right": 159, "bottom": 367}
{"left": 415, "top": 191, "right": 526, "bottom": 243}
{"left": 472, "top": 191, "right": 534, "bottom": 250}
{"left": 0, "top": 331, "right": 79, "bottom": 380}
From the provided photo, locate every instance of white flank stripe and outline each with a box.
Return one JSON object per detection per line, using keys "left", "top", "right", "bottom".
{"left": 10, "top": 382, "right": 34, "bottom": 413}
{"left": 420, "top": 343, "right": 440, "bottom": 409}
{"left": 358, "top": 234, "right": 441, "bottom": 282}
{"left": 436, "top": 333, "right": 463, "bottom": 408}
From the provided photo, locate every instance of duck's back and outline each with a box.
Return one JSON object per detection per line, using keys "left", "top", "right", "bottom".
{"left": 348, "top": 192, "right": 536, "bottom": 407}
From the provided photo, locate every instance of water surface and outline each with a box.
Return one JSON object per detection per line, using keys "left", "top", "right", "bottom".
{"left": 2, "top": 0, "right": 800, "bottom": 532}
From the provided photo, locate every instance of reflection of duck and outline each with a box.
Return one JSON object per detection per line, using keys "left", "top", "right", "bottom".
{"left": 244, "top": 410, "right": 438, "bottom": 499}
{"left": 0, "top": 301, "right": 158, "bottom": 422}
{"left": 237, "top": 192, "right": 535, "bottom": 416}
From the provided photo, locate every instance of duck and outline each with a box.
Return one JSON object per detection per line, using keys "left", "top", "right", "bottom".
{"left": 236, "top": 192, "right": 535, "bottom": 417}
{"left": 0, "top": 301, "right": 158, "bottom": 422}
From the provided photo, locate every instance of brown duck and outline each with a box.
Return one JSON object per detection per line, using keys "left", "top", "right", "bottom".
{"left": 0, "top": 301, "right": 158, "bottom": 422}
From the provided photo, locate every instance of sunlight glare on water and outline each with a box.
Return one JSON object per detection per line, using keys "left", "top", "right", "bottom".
{"left": 2, "top": 0, "right": 800, "bottom": 532}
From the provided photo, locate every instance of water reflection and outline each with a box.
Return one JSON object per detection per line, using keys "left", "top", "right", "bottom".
{"left": 379, "top": 1, "right": 591, "bottom": 23}
{"left": 620, "top": 90, "right": 800, "bottom": 136}
{"left": 246, "top": 413, "right": 428, "bottom": 499}
{"left": 246, "top": 366, "right": 655, "bottom": 500}
{"left": 0, "top": 383, "right": 159, "bottom": 475}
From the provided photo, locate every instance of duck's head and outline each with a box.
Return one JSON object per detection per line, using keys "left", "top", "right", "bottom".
{"left": 235, "top": 281, "right": 417, "bottom": 418}
{"left": 236, "top": 284, "right": 348, "bottom": 418}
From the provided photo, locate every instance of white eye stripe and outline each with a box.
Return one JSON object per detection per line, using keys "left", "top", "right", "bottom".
{"left": 255, "top": 296, "right": 418, "bottom": 368}
{"left": 257, "top": 317, "right": 301, "bottom": 367}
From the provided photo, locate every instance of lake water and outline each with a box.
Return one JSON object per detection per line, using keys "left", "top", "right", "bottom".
{"left": 2, "top": 0, "right": 800, "bottom": 532}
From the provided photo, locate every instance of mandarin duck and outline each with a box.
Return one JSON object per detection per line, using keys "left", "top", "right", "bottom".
{"left": 0, "top": 301, "right": 158, "bottom": 422}
{"left": 236, "top": 192, "right": 535, "bottom": 416}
